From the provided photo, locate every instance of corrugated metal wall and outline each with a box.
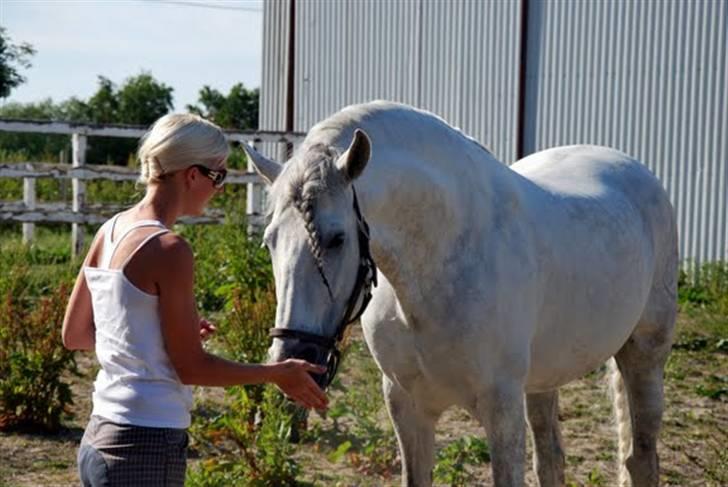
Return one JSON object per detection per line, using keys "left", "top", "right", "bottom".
{"left": 524, "top": 0, "right": 727, "bottom": 265}
{"left": 261, "top": 0, "right": 727, "bottom": 263}
{"left": 264, "top": 0, "right": 521, "bottom": 164}
{"left": 418, "top": 0, "right": 520, "bottom": 164}
{"left": 295, "top": 0, "right": 420, "bottom": 130}
{"left": 259, "top": 0, "right": 292, "bottom": 161}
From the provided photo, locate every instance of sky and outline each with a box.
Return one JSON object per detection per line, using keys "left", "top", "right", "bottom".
{"left": 0, "top": 0, "right": 263, "bottom": 111}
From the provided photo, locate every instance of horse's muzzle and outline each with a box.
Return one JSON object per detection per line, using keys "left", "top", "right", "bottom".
{"left": 272, "top": 339, "right": 333, "bottom": 389}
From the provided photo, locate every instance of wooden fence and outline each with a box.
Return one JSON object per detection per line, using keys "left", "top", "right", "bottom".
{"left": 0, "top": 118, "right": 304, "bottom": 256}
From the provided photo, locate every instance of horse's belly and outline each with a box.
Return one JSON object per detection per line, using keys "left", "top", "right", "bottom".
{"left": 526, "top": 330, "right": 628, "bottom": 393}
{"left": 525, "top": 277, "right": 650, "bottom": 392}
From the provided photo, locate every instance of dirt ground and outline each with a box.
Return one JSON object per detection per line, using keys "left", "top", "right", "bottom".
{"left": 1, "top": 312, "right": 726, "bottom": 486}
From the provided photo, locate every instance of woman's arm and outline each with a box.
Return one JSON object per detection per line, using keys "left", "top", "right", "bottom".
{"left": 62, "top": 233, "right": 103, "bottom": 351}
{"left": 156, "top": 234, "right": 328, "bottom": 410}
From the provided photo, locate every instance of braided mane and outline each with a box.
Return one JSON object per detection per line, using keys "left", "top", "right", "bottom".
{"left": 270, "top": 143, "right": 348, "bottom": 298}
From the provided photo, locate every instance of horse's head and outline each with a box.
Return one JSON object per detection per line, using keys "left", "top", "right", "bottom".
{"left": 242, "top": 129, "right": 376, "bottom": 388}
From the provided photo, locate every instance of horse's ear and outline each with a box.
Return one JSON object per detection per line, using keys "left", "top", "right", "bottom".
{"left": 337, "top": 129, "right": 371, "bottom": 181}
{"left": 241, "top": 143, "right": 282, "bottom": 185}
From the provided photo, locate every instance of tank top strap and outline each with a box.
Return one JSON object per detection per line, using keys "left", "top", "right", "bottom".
{"left": 99, "top": 214, "right": 120, "bottom": 269}
{"left": 103, "top": 215, "right": 168, "bottom": 270}
{"left": 113, "top": 219, "right": 167, "bottom": 244}
{"left": 118, "top": 228, "right": 171, "bottom": 270}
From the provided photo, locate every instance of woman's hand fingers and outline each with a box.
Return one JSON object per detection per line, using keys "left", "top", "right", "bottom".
{"left": 304, "top": 378, "right": 328, "bottom": 406}
{"left": 199, "top": 319, "right": 216, "bottom": 341}
{"left": 302, "top": 362, "right": 327, "bottom": 374}
{"left": 273, "top": 359, "right": 329, "bottom": 410}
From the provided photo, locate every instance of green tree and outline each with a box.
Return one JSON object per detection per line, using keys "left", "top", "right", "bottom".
{"left": 72, "top": 73, "right": 172, "bottom": 165}
{"left": 117, "top": 72, "right": 173, "bottom": 125}
{"left": 0, "top": 72, "right": 174, "bottom": 164}
{"left": 99, "top": 72, "right": 173, "bottom": 164}
{"left": 0, "top": 27, "right": 35, "bottom": 99}
{"left": 187, "top": 83, "right": 259, "bottom": 130}
{"left": 59, "top": 96, "right": 93, "bottom": 122}
{"left": 85, "top": 76, "right": 118, "bottom": 124}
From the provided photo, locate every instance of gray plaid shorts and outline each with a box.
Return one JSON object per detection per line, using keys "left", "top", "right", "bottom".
{"left": 77, "top": 415, "right": 188, "bottom": 487}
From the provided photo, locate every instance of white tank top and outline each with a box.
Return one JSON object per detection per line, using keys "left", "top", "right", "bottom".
{"left": 84, "top": 214, "right": 193, "bottom": 428}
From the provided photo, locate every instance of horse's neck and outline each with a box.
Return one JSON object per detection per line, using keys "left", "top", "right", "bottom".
{"left": 356, "top": 141, "right": 519, "bottom": 313}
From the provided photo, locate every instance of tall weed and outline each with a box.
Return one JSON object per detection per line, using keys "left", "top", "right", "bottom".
{"left": 187, "top": 285, "right": 300, "bottom": 486}
{"left": 678, "top": 261, "right": 728, "bottom": 316}
{"left": 0, "top": 231, "right": 77, "bottom": 303}
{"left": 187, "top": 387, "right": 299, "bottom": 487}
{"left": 310, "top": 339, "right": 399, "bottom": 478}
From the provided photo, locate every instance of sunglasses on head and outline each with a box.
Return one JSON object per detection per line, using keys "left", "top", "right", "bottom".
{"left": 193, "top": 164, "right": 227, "bottom": 188}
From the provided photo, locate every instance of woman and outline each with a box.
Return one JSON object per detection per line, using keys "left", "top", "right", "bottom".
{"left": 62, "top": 113, "right": 328, "bottom": 486}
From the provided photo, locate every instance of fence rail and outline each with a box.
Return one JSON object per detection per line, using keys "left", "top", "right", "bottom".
{"left": 0, "top": 118, "right": 304, "bottom": 144}
{"left": 0, "top": 118, "right": 304, "bottom": 256}
{"left": 0, "top": 162, "right": 262, "bottom": 184}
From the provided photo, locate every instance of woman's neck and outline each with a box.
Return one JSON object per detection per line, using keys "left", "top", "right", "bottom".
{"left": 132, "top": 184, "right": 184, "bottom": 228}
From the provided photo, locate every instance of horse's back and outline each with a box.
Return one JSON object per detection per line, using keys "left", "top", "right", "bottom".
{"left": 513, "top": 145, "right": 660, "bottom": 202}
{"left": 513, "top": 145, "right": 674, "bottom": 254}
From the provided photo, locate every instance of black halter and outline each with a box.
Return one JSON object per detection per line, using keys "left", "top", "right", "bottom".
{"left": 269, "top": 186, "right": 378, "bottom": 389}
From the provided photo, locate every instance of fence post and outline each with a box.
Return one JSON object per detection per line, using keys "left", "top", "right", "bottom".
{"left": 246, "top": 140, "right": 264, "bottom": 234}
{"left": 72, "top": 133, "right": 87, "bottom": 258}
{"left": 22, "top": 163, "right": 36, "bottom": 244}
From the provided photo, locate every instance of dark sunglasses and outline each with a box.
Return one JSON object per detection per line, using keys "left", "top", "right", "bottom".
{"left": 193, "top": 164, "right": 227, "bottom": 188}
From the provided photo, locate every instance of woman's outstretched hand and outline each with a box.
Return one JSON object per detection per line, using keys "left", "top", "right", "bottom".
{"left": 269, "top": 359, "right": 329, "bottom": 411}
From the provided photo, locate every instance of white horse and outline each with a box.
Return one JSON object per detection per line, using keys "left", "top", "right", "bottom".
{"left": 243, "top": 101, "right": 677, "bottom": 487}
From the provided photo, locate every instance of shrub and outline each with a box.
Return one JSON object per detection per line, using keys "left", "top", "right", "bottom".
{"left": 0, "top": 285, "right": 78, "bottom": 432}
{"left": 180, "top": 214, "right": 272, "bottom": 314}
{"left": 183, "top": 226, "right": 295, "bottom": 486}
{"left": 0, "top": 233, "right": 79, "bottom": 432}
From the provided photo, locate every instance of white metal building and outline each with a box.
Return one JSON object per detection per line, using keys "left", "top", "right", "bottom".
{"left": 260, "top": 0, "right": 727, "bottom": 265}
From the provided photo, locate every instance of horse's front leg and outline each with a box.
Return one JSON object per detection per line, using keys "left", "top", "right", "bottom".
{"left": 474, "top": 378, "right": 527, "bottom": 487}
{"left": 382, "top": 375, "right": 439, "bottom": 487}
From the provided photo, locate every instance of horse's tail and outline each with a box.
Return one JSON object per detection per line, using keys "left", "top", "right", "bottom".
{"left": 608, "top": 357, "right": 631, "bottom": 486}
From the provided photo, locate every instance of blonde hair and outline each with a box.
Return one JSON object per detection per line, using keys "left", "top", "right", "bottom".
{"left": 137, "top": 113, "right": 229, "bottom": 186}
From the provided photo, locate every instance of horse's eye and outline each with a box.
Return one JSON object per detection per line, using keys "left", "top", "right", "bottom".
{"left": 326, "top": 233, "right": 345, "bottom": 249}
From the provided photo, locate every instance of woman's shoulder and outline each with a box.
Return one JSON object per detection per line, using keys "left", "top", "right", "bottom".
{"left": 126, "top": 231, "right": 194, "bottom": 286}
{"left": 156, "top": 232, "right": 193, "bottom": 259}
{"left": 148, "top": 233, "right": 195, "bottom": 287}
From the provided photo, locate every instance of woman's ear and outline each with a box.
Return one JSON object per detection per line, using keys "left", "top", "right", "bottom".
{"left": 183, "top": 165, "right": 199, "bottom": 189}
